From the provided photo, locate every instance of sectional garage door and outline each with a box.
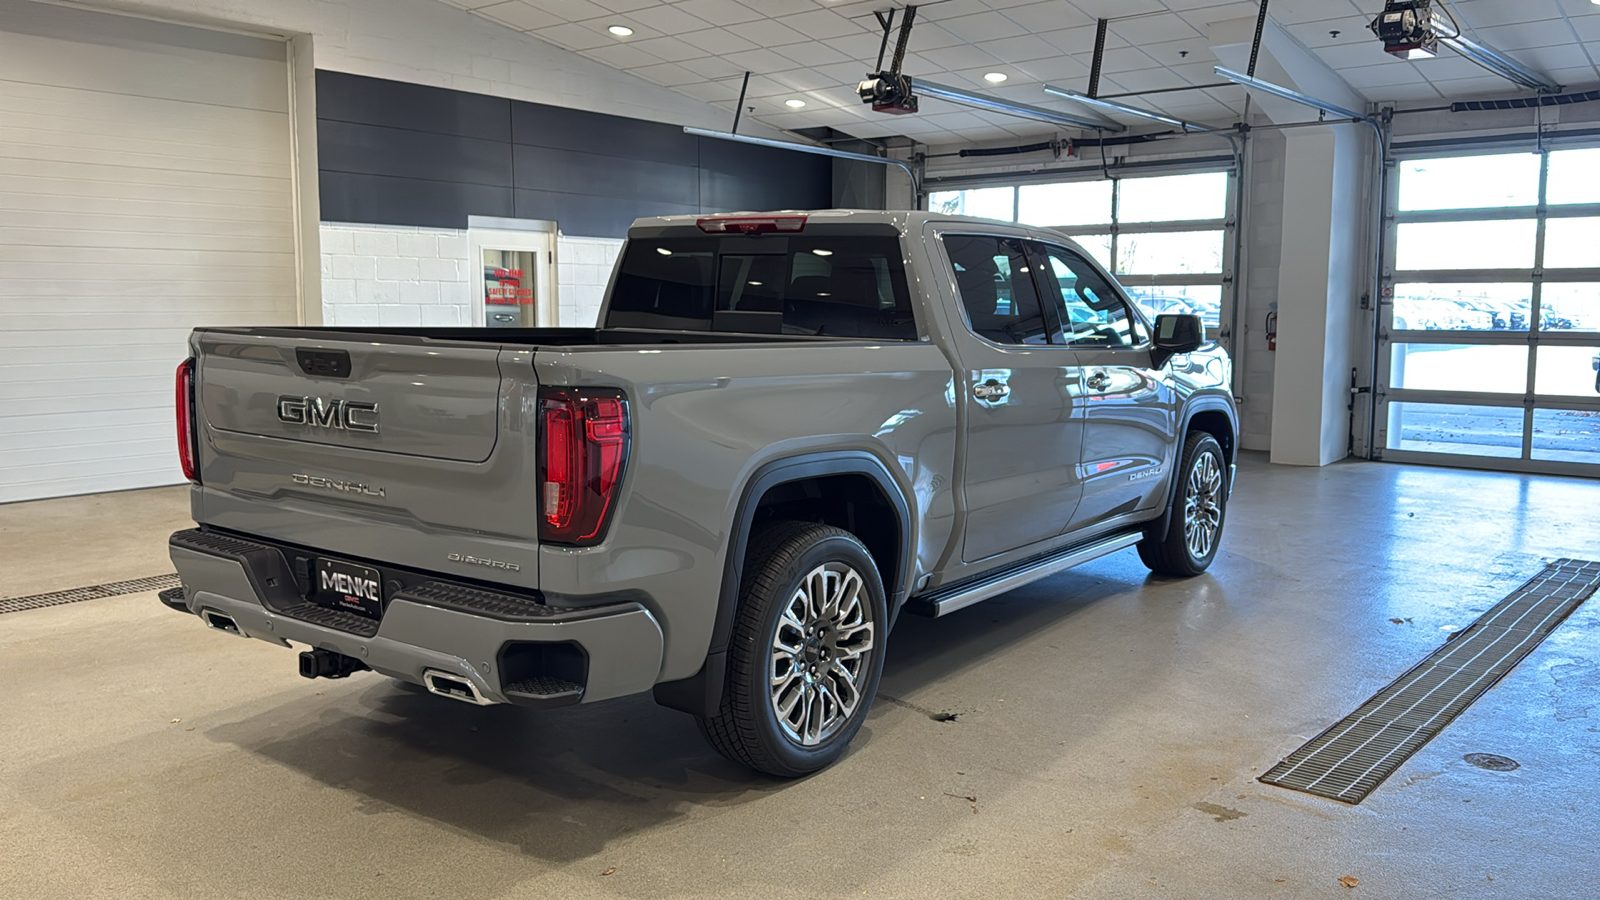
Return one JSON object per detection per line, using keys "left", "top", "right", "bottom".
{"left": 0, "top": 0, "right": 297, "bottom": 503}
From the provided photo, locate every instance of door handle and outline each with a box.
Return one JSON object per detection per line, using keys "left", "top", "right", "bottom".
{"left": 1086, "top": 370, "right": 1112, "bottom": 391}
{"left": 973, "top": 380, "right": 1010, "bottom": 401}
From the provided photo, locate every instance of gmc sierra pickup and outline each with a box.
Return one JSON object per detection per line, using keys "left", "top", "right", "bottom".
{"left": 166, "top": 210, "right": 1237, "bottom": 777}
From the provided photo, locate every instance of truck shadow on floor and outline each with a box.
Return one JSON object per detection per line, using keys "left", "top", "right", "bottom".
{"left": 207, "top": 560, "right": 1183, "bottom": 863}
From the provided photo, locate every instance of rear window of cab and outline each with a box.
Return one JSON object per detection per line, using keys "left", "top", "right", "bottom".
{"left": 605, "top": 235, "right": 917, "bottom": 340}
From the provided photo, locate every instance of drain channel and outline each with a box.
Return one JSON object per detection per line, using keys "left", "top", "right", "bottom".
{"left": 1260, "top": 558, "right": 1600, "bottom": 804}
{"left": 0, "top": 574, "right": 181, "bottom": 616}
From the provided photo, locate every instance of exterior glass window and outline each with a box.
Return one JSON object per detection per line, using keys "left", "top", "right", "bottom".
{"left": 930, "top": 170, "right": 1233, "bottom": 332}
{"left": 1378, "top": 147, "right": 1600, "bottom": 475}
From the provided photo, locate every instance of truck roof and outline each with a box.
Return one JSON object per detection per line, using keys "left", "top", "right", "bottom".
{"left": 627, "top": 209, "right": 1043, "bottom": 235}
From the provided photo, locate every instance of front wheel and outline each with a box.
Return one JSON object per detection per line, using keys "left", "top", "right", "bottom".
{"left": 696, "top": 521, "right": 886, "bottom": 778}
{"left": 1138, "top": 432, "right": 1228, "bottom": 576}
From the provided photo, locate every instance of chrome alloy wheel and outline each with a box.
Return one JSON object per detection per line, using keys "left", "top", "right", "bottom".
{"left": 769, "top": 562, "right": 876, "bottom": 746}
{"left": 1183, "top": 450, "right": 1225, "bottom": 560}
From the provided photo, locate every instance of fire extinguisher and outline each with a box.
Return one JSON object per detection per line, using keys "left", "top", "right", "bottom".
{"left": 1266, "top": 309, "right": 1278, "bottom": 352}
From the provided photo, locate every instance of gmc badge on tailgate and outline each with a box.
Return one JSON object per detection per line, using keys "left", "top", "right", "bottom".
{"left": 277, "top": 395, "right": 379, "bottom": 433}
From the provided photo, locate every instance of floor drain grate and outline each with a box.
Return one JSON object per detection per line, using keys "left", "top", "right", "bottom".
{"left": 1260, "top": 558, "right": 1600, "bottom": 804}
{"left": 0, "top": 574, "right": 182, "bottom": 616}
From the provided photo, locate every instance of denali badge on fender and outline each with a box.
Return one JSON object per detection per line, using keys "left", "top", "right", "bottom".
{"left": 277, "top": 395, "right": 380, "bottom": 433}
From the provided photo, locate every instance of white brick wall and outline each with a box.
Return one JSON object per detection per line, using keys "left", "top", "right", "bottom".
{"left": 321, "top": 223, "right": 472, "bottom": 327}
{"left": 557, "top": 236, "right": 624, "bottom": 328}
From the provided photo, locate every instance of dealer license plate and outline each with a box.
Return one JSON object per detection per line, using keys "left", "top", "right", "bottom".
{"left": 314, "top": 558, "right": 385, "bottom": 619}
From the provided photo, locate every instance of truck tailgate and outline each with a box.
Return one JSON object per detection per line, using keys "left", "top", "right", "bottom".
{"left": 191, "top": 331, "right": 542, "bottom": 586}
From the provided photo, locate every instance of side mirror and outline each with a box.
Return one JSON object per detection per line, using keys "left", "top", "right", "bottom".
{"left": 1152, "top": 313, "right": 1204, "bottom": 367}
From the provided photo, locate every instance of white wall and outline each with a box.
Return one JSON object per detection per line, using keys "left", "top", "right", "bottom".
{"left": 556, "top": 236, "right": 623, "bottom": 328}
{"left": 321, "top": 224, "right": 622, "bottom": 329}
{"left": 86, "top": 0, "right": 786, "bottom": 140}
{"left": 1238, "top": 127, "right": 1286, "bottom": 452}
{"left": 320, "top": 223, "right": 472, "bottom": 327}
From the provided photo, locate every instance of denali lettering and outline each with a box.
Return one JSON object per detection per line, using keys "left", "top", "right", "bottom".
{"left": 277, "top": 395, "right": 380, "bottom": 433}
{"left": 447, "top": 552, "right": 521, "bottom": 572}
{"left": 320, "top": 569, "right": 380, "bottom": 601}
{"left": 291, "top": 473, "right": 386, "bottom": 497}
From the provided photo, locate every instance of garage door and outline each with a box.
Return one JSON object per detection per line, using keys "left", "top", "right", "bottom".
{"left": 0, "top": 0, "right": 297, "bottom": 503}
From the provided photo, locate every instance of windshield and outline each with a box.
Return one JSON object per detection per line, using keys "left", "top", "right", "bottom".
{"left": 606, "top": 235, "right": 917, "bottom": 340}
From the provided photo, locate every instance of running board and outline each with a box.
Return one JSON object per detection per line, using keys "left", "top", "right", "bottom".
{"left": 904, "top": 531, "right": 1144, "bottom": 618}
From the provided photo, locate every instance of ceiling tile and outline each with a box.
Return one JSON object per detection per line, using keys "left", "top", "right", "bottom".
{"left": 726, "top": 17, "right": 812, "bottom": 47}
{"left": 1012, "top": 55, "right": 1093, "bottom": 82}
{"left": 936, "top": 11, "right": 1029, "bottom": 42}
{"left": 589, "top": 0, "right": 660, "bottom": 10}
{"left": 775, "top": 8, "right": 868, "bottom": 40}
{"left": 626, "top": 4, "right": 713, "bottom": 35}
{"left": 629, "top": 35, "right": 709, "bottom": 62}
{"left": 677, "top": 55, "right": 748, "bottom": 79}
{"left": 677, "top": 27, "right": 759, "bottom": 54}
{"left": 529, "top": 21, "right": 614, "bottom": 50}
{"left": 1111, "top": 14, "right": 1203, "bottom": 45}
{"left": 822, "top": 31, "right": 885, "bottom": 63}
{"left": 772, "top": 41, "right": 855, "bottom": 68}
{"left": 520, "top": 0, "right": 609, "bottom": 20}
{"left": 672, "top": 0, "right": 766, "bottom": 26}
{"left": 917, "top": 43, "right": 1004, "bottom": 72}
{"left": 722, "top": 46, "right": 807, "bottom": 74}
{"left": 974, "top": 34, "right": 1064, "bottom": 62}
{"left": 583, "top": 42, "right": 667, "bottom": 69}
{"left": 999, "top": 1, "right": 1095, "bottom": 33}
{"left": 476, "top": 1, "right": 561, "bottom": 31}
{"left": 1037, "top": 25, "right": 1128, "bottom": 55}
{"left": 630, "top": 61, "right": 708, "bottom": 85}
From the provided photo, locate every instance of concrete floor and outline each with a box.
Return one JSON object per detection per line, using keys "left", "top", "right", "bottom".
{"left": 2, "top": 455, "right": 1597, "bottom": 899}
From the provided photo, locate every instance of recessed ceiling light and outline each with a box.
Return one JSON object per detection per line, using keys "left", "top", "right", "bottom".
{"left": 785, "top": 98, "right": 807, "bottom": 108}
{"left": 607, "top": 25, "right": 633, "bottom": 36}
{"left": 983, "top": 72, "right": 1008, "bottom": 83}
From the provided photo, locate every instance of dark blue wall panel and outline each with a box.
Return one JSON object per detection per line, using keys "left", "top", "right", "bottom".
{"left": 317, "top": 71, "right": 832, "bottom": 236}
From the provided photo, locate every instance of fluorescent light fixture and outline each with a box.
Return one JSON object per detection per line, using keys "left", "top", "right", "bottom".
{"left": 607, "top": 24, "right": 633, "bottom": 36}
{"left": 983, "top": 72, "right": 1008, "bottom": 83}
{"left": 914, "top": 79, "right": 1124, "bottom": 131}
{"left": 813, "top": 249, "right": 834, "bottom": 256}
{"left": 1213, "top": 66, "right": 1368, "bottom": 121}
{"left": 1042, "top": 84, "right": 1213, "bottom": 132}
{"left": 655, "top": 247, "right": 672, "bottom": 255}
{"left": 785, "top": 98, "right": 807, "bottom": 108}
{"left": 683, "top": 126, "right": 922, "bottom": 194}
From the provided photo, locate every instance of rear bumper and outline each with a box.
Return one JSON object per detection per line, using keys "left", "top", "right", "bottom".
{"left": 167, "top": 528, "right": 663, "bottom": 707}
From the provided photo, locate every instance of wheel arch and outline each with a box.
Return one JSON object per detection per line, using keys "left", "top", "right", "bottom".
{"left": 1150, "top": 394, "right": 1238, "bottom": 544}
{"left": 653, "top": 450, "right": 914, "bottom": 717}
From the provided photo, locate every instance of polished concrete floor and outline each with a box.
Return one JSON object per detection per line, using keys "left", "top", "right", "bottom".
{"left": 2, "top": 455, "right": 1597, "bottom": 899}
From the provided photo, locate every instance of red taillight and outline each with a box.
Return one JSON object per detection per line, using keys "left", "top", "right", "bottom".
{"left": 539, "top": 389, "right": 629, "bottom": 545}
{"left": 696, "top": 215, "right": 807, "bottom": 235}
{"left": 175, "top": 358, "right": 200, "bottom": 484}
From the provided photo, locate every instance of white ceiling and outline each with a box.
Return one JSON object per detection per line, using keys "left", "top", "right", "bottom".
{"left": 437, "top": 0, "right": 1600, "bottom": 142}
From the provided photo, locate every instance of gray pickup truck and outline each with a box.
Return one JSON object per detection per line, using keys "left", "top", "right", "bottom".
{"left": 166, "top": 210, "right": 1237, "bottom": 776}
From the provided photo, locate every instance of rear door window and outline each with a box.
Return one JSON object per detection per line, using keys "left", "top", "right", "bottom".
{"left": 942, "top": 234, "right": 1054, "bottom": 345}
{"left": 607, "top": 236, "right": 916, "bottom": 339}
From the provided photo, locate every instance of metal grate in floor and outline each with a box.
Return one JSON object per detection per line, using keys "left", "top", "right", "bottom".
{"left": 1260, "top": 558, "right": 1600, "bottom": 804}
{"left": 0, "top": 574, "right": 182, "bottom": 616}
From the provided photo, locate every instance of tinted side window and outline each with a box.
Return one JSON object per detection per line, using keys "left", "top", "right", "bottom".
{"left": 1037, "top": 245, "right": 1146, "bottom": 349}
{"left": 943, "top": 234, "right": 1051, "bottom": 345}
{"left": 606, "top": 236, "right": 916, "bottom": 340}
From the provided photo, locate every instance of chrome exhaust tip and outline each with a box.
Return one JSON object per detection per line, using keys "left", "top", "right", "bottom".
{"left": 422, "top": 669, "right": 495, "bottom": 705}
{"left": 201, "top": 609, "right": 241, "bottom": 635}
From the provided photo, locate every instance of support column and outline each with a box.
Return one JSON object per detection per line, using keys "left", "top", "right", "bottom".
{"left": 1210, "top": 17, "right": 1373, "bottom": 465}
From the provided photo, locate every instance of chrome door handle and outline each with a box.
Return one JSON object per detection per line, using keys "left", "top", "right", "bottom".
{"left": 973, "top": 380, "right": 1010, "bottom": 401}
{"left": 1085, "top": 371, "right": 1112, "bottom": 391}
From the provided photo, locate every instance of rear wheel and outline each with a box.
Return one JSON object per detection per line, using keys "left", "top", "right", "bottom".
{"left": 696, "top": 521, "right": 885, "bottom": 777}
{"left": 1138, "top": 431, "right": 1228, "bottom": 576}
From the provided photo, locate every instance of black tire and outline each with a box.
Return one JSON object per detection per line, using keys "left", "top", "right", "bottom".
{"left": 1137, "top": 431, "right": 1228, "bottom": 577}
{"left": 696, "top": 521, "right": 887, "bottom": 778}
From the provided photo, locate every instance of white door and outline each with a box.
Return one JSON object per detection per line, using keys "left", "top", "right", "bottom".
{"left": 0, "top": 0, "right": 297, "bottom": 503}
{"left": 469, "top": 226, "right": 556, "bottom": 328}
